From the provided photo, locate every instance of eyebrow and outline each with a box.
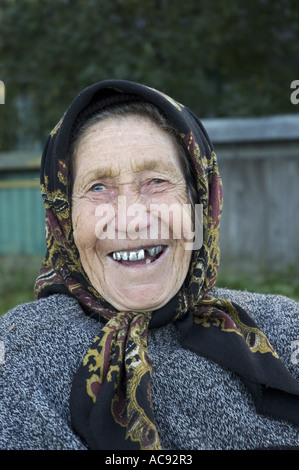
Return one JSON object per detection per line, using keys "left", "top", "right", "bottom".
{"left": 76, "top": 157, "right": 180, "bottom": 182}
{"left": 133, "top": 158, "right": 177, "bottom": 174}
{"left": 74, "top": 167, "right": 121, "bottom": 187}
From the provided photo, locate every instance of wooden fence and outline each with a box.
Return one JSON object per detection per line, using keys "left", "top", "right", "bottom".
{"left": 0, "top": 152, "right": 44, "bottom": 254}
{"left": 203, "top": 114, "right": 299, "bottom": 274}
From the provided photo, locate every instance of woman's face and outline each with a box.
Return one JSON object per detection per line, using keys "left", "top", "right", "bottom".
{"left": 71, "top": 115, "right": 192, "bottom": 311}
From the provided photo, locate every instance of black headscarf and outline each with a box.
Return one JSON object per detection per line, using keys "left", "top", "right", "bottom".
{"left": 35, "top": 80, "right": 299, "bottom": 449}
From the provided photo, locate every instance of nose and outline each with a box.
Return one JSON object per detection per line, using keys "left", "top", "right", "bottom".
{"left": 94, "top": 185, "right": 155, "bottom": 242}
{"left": 113, "top": 195, "right": 151, "bottom": 239}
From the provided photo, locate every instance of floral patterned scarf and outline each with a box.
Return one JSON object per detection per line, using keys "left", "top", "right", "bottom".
{"left": 34, "top": 80, "right": 299, "bottom": 450}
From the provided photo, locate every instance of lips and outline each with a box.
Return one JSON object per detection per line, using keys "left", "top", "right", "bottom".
{"left": 110, "top": 245, "right": 165, "bottom": 264}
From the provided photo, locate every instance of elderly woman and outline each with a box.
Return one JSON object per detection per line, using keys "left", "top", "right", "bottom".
{"left": 0, "top": 80, "right": 298, "bottom": 450}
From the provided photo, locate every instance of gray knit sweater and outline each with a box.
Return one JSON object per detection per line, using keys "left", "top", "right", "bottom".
{"left": 0, "top": 287, "right": 298, "bottom": 450}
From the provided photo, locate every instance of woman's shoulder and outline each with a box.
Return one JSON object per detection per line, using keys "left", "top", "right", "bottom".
{"left": 0, "top": 294, "right": 95, "bottom": 450}
{"left": 1, "top": 293, "right": 98, "bottom": 331}
{"left": 0, "top": 294, "right": 101, "bottom": 364}
{"left": 1, "top": 292, "right": 83, "bottom": 320}
{"left": 211, "top": 286, "right": 299, "bottom": 366}
{"left": 211, "top": 285, "right": 299, "bottom": 320}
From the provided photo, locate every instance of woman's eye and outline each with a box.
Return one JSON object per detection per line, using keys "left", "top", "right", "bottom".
{"left": 151, "top": 178, "right": 165, "bottom": 184}
{"left": 90, "top": 183, "right": 106, "bottom": 192}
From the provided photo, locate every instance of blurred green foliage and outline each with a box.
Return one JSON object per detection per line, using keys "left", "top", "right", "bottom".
{"left": 0, "top": 255, "right": 42, "bottom": 316}
{"left": 0, "top": 0, "right": 299, "bottom": 150}
{"left": 217, "top": 266, "right": 299, "bottom": 302}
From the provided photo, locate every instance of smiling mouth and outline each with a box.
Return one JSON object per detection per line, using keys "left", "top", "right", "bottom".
{"left": 110, "top": 245, "right": 166, "bottom": 265}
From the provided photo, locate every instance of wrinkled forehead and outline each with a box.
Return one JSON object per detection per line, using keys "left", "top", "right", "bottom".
{"left": 71, "top": 114, "right": 186, "bottom": 182}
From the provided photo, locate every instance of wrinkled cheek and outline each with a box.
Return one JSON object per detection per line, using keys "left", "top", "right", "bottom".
{"left": 94, "top": 203, "right": 117, "bottom": 241}
{"left": 153, "top": 205, "right": 194, "bottom": 245}
{"left": 72, "top": 209, "right": 99, "bottom": 252}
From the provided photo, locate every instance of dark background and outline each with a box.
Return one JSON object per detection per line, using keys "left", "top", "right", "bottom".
{"left": 0, "top": 0, "right": 298, "bottom": 150}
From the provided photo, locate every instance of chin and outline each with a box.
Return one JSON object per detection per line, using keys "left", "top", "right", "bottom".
{"left": 107, "top": 284, "right": 175, "bottom": 312}
{"left": 83, "top": 243, "right": 191, "bottom": 312}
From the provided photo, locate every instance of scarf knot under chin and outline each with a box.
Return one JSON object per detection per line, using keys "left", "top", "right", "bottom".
{"left": 71, "top": 309, "right": 164, "bottom": 450}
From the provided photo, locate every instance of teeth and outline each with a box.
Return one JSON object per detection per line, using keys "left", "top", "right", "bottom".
{"left": 129, "top": 250, "right": 145, "bottom": 261}
{"left": 147, "top": 245, "right": 163, "bottom": 257}
{"left": 113, "top": 251, "right": 121, "bottom": 261}
{"left": 137, "top": 249, "right": 145, "bottom": 260}
{"left": 129, "top": 251, "right": 138, "bottom": 261}
{"left": 112, "top": 245, "right": 164, "bottom": 262}
{"left": 112, "top": 248, "right": 145, "bottom": 261}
